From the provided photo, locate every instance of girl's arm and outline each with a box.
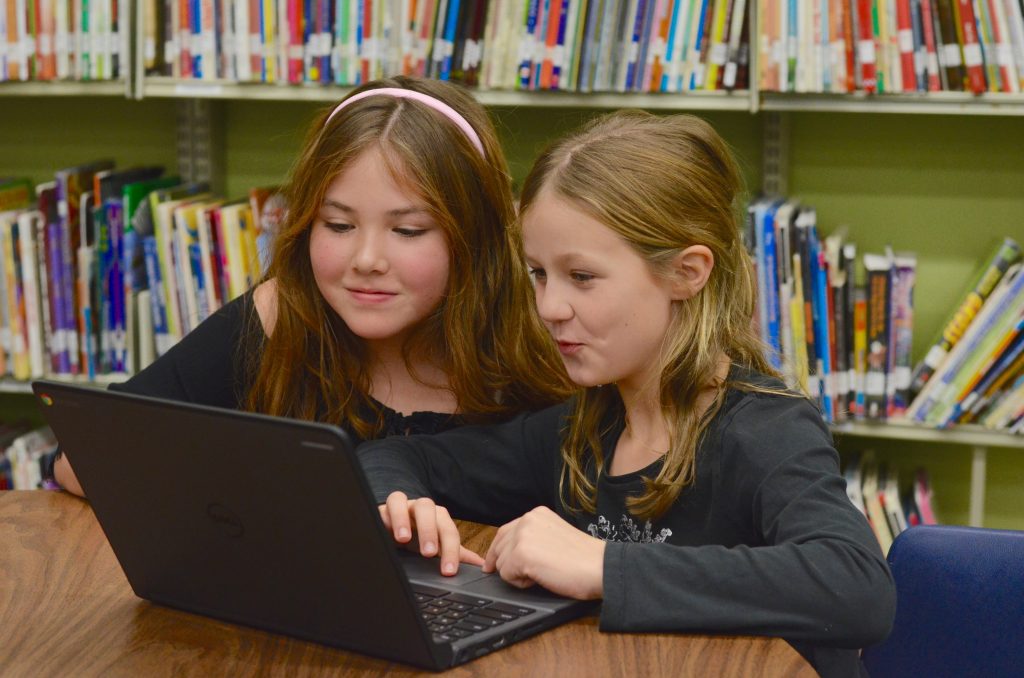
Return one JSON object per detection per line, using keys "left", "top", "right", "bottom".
{"left": 600, "top": 397, "right": 896, "bottom": 650}
{"left": 357, "top": 401, "right": 569, "bottom": 526}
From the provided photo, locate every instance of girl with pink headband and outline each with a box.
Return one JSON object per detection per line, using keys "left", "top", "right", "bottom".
{"left": 54, "top": 77, "right": 572, "bottom": 497}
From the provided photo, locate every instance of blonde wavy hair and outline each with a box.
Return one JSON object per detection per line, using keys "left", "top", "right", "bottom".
{"left": 245, "top": 77, "right": 572, "bottom": 437}
{"left": 519, "top": 110, "right": 783, "bottom": 520}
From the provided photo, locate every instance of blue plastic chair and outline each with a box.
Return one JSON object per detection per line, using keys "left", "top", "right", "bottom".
{"left": 861, "top": 525, "right": 1024, "bottom": 678}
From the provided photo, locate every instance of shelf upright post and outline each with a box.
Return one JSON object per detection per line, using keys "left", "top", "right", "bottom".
{"left": 748, "top": 0, "right": 760, "bottom": 114}
{"left": 969, "top": 446, "right": 987, "bottom": 527}
{"left": 762, "top": 111, "right": 789, "bottom": 196}
{"left": 132, "top": 0, "right": 144, "bottom": 100}
{"left": 176, "top": 99, "right": 226, "bottom": 195}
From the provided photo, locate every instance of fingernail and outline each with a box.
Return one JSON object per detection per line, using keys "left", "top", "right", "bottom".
{"left": 398, "top": 527, "right": 410, "bottom": 540}
{"left": 443, "top": 562, "right": 456, "bottom": 575}
{"left": 423, "top": 541, "right": 436, "bottom": 554}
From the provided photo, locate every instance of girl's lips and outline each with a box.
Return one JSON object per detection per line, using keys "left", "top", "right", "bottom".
{"left": 557, "top": 341, "right": 583, "bottom": 355}
{"left": 347, "top": 289, "right": 397, "bottom": 303}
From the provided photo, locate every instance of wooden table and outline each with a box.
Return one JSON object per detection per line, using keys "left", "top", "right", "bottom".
{"left": 0, "top": 491, "right": 815, "bottom": 677}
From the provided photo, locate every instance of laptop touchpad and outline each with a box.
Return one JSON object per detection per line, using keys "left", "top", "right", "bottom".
{"left": 399, "top": 551, "right": 491, "bottom": 586}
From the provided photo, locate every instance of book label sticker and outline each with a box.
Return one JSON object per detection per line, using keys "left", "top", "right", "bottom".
{"left": 858, "top": 40, "right": 876, "bottom": 64}
{"left": 963, "top": 43, "right": 983, "bottom": 67}
{"left": 941, "top": 43, "right": 962, "bottom": 66}
{"left": 898, "top": 29, "right": 913, "bottom": 52}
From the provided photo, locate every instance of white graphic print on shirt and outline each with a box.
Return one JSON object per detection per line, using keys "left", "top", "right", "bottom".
{"left": 587, "top": 514, "right": 673, "bottom": 543}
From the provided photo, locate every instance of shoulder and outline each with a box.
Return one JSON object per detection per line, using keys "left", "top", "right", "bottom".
{"left": 252, "top": 279, "right": 278, "bottom": 337}
{"left": 714, "top": 376, "right": 835, "bottom": 476}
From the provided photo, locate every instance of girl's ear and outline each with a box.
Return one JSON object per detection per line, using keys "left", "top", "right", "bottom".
{"left": 668, "top": 245, "right": 715, "bottom": 301}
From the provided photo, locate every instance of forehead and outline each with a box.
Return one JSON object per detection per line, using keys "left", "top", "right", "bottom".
{"left": 521, "top": 191, "right": 627, "bottom": 259}
{"left": 322, "top": 146, "right": 428, "bottom": 210}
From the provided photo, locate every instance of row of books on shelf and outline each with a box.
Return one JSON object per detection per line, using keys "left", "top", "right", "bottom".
{"left": 8, "top": 0, "right": 1024, "bottom": 95}
{"left": 140, "top": 0, "right": 752, "bottom": 92}
{"left": 843, "top": 453, "right": 938, "bottom": 554}
{"left": 906, "top": 237, "right": 1024, "bottom": 432}
{"left": 758, "top": 0, "right": 1024, "bottom": 94}
{"left": 746, "top": 198, "right": 918, "bottom": 424}
{"left": 0, "top": 169, "right": 285, "bottom": 382}
{"left": 0, "top": 420, "right": 58, "bottom": 489}
{"left": 748, "top": 198, "right": 1022, "bottom": 435}
{"left": 0, "top": 0, "right": 126, "bottom": 81}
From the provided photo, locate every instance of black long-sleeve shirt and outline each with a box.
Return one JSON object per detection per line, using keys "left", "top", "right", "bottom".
{"left": 358, "top": 370, "right": 896, "bottom": 678}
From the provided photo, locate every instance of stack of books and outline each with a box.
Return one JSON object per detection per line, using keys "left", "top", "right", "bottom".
{"left": 904, "top": 237, "right": 1024, "bottom": 432}
{"left": 746, "top": 197, "right": 916, "bottom": 424}
{"left": 758, "top": 0, "right": 1024, "bottom": 93}
{"left": 142, "top": 0, "right": 752, "bottom": 93}
{"left": 0, "top": 170, "right": 284, "bottom": 383}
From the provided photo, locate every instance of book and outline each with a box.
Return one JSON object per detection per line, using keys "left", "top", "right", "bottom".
{"left": 860, "top": 454, "right": 894, "bottom": 554}
{"left": 864, "top": 252, "right": 892, "bottom": 420}
{"left": 888, "top": 254, "right": 916, "bottom": 416}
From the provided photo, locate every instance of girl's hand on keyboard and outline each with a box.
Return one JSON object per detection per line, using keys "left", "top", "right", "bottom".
{"left": 379, "top": 491, "right": 485, "bottom": 575}
{"left": 483, "top": 506, "right": 605, "bottom": 600}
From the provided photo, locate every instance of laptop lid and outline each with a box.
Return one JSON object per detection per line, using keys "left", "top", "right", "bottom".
{"left": 33, "top": 381, "right": 448, "bottom": 668}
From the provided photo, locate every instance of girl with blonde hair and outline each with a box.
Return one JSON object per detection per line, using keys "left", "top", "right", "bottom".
{"left": 364, "top": 110, "right": 895, "bottom": 678}
{"left": 53, "top": 76, "right": 571, "bottom": 496}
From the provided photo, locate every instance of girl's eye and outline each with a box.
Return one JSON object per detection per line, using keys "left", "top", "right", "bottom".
{"left": 394, "top": 227, "right": 428, "bottom": 238}
{"left": 570, "top": 271, "right": 595, "bottom": 283}
{"left": 528, "top": 267, "right": 547, "bottom": 282}
{"left": 323, "top": 221, "right": 354, "bottom": 233}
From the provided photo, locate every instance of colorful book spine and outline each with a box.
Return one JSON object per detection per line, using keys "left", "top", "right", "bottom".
{"left": 864, "top": 252, "right": 892, "bottom": 420}
{"left": 142, "top": 235, "right": 171, "bottom": 356}
{"left": 888, "top": 254, "right": 916, "bottom": 416}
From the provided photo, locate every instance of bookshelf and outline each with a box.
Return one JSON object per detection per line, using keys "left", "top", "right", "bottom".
{"left": 0, "top": 6, "right": 1021, "bottom": 527}
{"left": 141, "top": 78, "right": 756, "bottom": 110}
{"left": 760, "top": 92, "right": 1024, "bottom": 116}
{"left": 0, "top": 82, "right": 129, "bottom": 97}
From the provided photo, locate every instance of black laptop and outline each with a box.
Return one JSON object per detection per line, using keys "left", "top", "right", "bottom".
{"left": 33, "top": 381, "right": 594, "bottom": 669}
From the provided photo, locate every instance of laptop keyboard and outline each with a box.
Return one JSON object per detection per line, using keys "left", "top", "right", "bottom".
{"left": 411, "top": 583, "right": 537, "bottom": 644}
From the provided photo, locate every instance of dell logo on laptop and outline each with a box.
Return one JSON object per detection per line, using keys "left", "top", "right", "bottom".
{"left": 206, "top": 503, "right": 245, "bottom": 538}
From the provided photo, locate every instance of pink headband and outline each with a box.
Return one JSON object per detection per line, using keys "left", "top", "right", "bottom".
{"left": 325, "top": 87, "right": 486, "bottom": 157}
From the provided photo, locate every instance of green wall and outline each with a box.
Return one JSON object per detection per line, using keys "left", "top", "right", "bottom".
{"left": 1, "top": 95, "right": 1020, "bottom": 529}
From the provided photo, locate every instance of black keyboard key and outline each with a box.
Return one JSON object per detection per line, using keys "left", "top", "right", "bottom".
{"left": 421, "top": 605, "right": 445, "bottom": 617}
{"left": 446, "top": 593, "right": 491, "bottom": 607}
{"left": 435, "top": 615, "right": 460, "bottom": 626}
{"left": 472, "top": 607, "right": 518, "bottom": 622}
{"left": 448, "top": 602, "right": 473, "bottom": 612}
{"left": 430, "top": 599, "right": 452, "bottom": 608}
{"left": 445, "top": 609, "right": 469, "bottom": 620}
{"left": 448, "top": 628, "right": 471, "bottom": 639}
{"left": 466, "top": 614, "right": 504, "bottom": 627}
{"left": 411, "top": 584, "right": 452, "bottom": 598}
{"left": 413, "top": 593, "right": 434, "bottom": 604}
{"left": 455, "top": 620, "right": 489, "bottom": 634}
{"left": 488, "top": 602, "right": 536, "bottom": 617}
{"left": 433, "top": 633, "right": 455, "bottom": 643}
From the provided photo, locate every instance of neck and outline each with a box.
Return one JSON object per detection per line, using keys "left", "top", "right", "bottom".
{"left": 614, "top": 352, "right": 732, "bottom": 446}
{"left": 367, "top": 341, "right": 456, "bottom": 415}
{"left": 617, "top": 384, "right": 669, "bottom": 453}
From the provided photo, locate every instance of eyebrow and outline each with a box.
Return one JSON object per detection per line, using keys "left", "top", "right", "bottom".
{"left": 321, "top": 199, "right": 430, "bottom": 218}
{"left": 525, "top": 252, "right": 598, "bottom": 267}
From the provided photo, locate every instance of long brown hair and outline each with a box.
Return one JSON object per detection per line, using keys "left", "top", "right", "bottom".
{"left": 246, "top": 76, "right": 572, "bottom": 437}
{"left": 519, "top": 110, "right": 783, "bottom": 519}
